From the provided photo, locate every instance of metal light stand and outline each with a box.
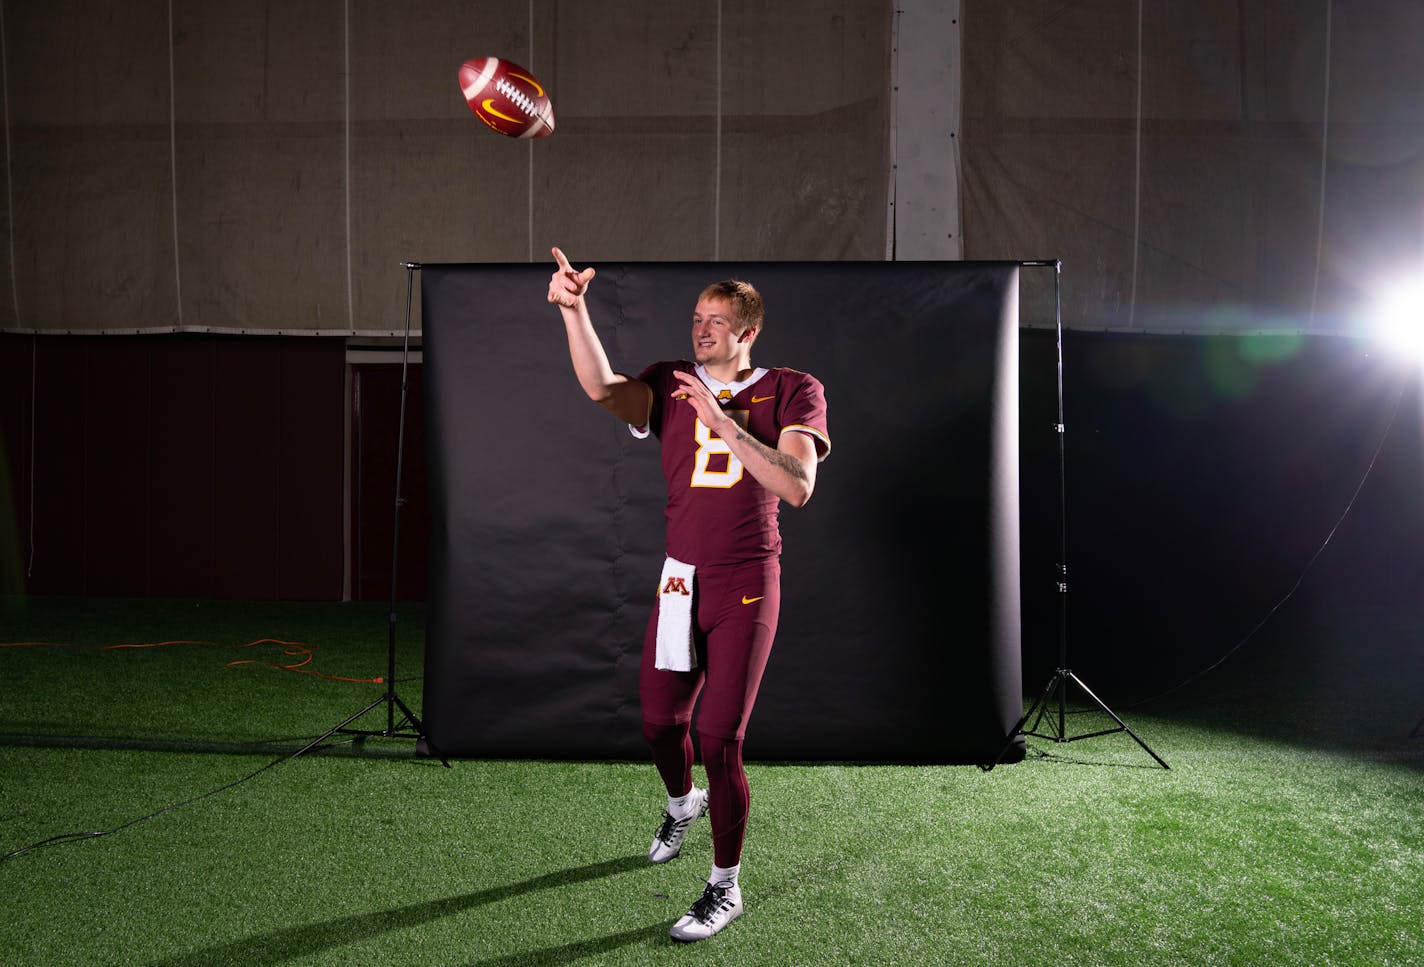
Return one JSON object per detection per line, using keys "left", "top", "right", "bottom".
{"left": 983, "top": 259, "right": 1167, "bottom": 771}
{"left": 296, "top": 262, "right": 449, "bottom": 767}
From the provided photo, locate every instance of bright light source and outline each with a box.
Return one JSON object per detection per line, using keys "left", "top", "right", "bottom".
{"left": 1369, "top": 276, "right": 1424, "bottom": 361}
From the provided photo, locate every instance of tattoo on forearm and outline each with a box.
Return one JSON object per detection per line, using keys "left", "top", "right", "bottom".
{"left": 733, "top": 426, "right": 808, "bottom": 481}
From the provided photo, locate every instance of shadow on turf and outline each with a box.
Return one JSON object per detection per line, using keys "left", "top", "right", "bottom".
{"left": 153, "top": 855, "right": 658, "bottom": 967}
{"left": 465, "top": 923, "right": 673, "bottom": 967}
{"left": 0, "top": 731, "right": 441, "bottom": 761}
{"left": 1018, "top": 743, "right": 1167, "bottom": 769}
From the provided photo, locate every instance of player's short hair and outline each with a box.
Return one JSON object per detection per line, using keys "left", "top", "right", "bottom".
{"left": 699, "top": 279, "right": 764, "bottom": 334}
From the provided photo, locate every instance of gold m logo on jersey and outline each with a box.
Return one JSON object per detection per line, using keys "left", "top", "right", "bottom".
{"left": 662, "top": 577, "right": 691, "bottom": 596}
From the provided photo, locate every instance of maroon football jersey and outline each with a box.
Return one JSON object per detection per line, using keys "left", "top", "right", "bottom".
{"left": 632, "top": 361, "right": 830, "bottom": 566}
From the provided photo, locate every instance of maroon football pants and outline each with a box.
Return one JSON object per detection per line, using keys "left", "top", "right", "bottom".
{"left": 640, "top": 557, "right": 780, "bottom": 869}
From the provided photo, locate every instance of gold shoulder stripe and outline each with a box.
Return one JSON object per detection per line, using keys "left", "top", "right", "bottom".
{"left": 781, "top": 424, "right": 831, "bottom": 459}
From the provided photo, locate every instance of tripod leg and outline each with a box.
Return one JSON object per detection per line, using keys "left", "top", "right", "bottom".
{"left": 1410, "top": 714, "right": 1424, "bottom": 739}
{"left": 1066, "top": 671, "right": 1169, "bottom": 769}
{"left": 291, "top": 694, "right": 391, "bottom": 760}
{"left": 981, "top": 670, "right": 1063, "bottom": 771}
{"left": 390, "top": 692, "right": 452, "bottom": 768}
{"left": 1025, "top": 670, "right": 1071, "bottom": 742}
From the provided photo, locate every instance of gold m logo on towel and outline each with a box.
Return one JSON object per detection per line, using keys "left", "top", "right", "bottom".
{"left": 662, "top": 577, "right": 691, "bottom": 596}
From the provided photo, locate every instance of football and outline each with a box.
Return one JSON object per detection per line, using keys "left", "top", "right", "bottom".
{"left": 457, "top": 56, "right": 555, "bottom": 139}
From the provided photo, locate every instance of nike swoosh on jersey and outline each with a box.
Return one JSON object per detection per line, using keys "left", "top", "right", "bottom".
{"left": 750, "top": 395, "right": 775, "bottom": 403}
{"left": 741, "top": 595, "right": 765, "bottom": 605}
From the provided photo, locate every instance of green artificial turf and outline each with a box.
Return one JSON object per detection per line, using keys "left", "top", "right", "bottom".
{"left": 2, "top": 597, "right": 1422, "bottom": 965}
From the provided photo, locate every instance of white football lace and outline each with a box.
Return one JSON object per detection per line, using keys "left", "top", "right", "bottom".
{"left": 496, "top": 78, "right": 537, "bottom": 117}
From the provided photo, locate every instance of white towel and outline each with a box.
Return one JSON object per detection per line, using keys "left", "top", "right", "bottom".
{"left": 655, "top": 557, "right": 697, "bottom": 672}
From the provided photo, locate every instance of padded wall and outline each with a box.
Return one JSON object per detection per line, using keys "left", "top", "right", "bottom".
{"left": 421, "top": 261, "right": 1022, "bottom": 763}
{"left": 0, "top": 333, "right": 346, "bottom": 599}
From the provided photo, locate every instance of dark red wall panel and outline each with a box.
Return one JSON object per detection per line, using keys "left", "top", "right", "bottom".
{"left": 276, "top": 340, "right": 345, "bottom": 600}
{"left": 213, "top": 339, "right": 284, "bottom": 599}
{"left": 351, "top": 363, "right": 428, "bottom": 602}
{"left": 0, "top": 336, "right": 33, "bottom": 594}
{"left": 149, "top": 337, "right": 217, "bottom": 597}
{"left": 3, "top": 333, "right": 351, "bottom": 600}
{"left": 30, "top": 338, "right": 87, "bottom": 594}
{"left": 83, "top": 339, "right": 153, "bottom": 596}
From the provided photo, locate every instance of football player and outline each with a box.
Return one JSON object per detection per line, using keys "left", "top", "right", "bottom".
{"left": 548, "top": 247, "right": 830, "bottom": 942}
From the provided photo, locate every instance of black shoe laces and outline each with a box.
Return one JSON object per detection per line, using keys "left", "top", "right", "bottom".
{"left": 655, "top": 811, "right": 690, "bottom": 846}
{"left": 688, "top": 883, "right": 732, "bottom": 924}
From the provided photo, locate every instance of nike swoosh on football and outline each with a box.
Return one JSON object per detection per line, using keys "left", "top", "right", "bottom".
{"left": 750, "top": 395, "right": 775, "bottom": 403}
{"left": 741, "top": 595, "right": 765, "bottom": 605}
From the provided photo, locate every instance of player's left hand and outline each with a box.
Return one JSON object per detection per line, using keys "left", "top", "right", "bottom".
{"left": 671, "top": 370, "right": 732, "bottom": 433}
{"left": 548, "top": 247, "right": 595, "bottom": 308}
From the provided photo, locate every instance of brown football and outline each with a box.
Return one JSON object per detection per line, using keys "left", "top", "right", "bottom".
{"left": 458, "top": 56, "right": 555, "bottom": 139}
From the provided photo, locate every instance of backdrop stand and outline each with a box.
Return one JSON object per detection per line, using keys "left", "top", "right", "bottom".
{"left": 299, "top": 262, "right": 449, "bottom": 767}
{"left": 983, "top": 259, "right": 1167, "bottom": 771}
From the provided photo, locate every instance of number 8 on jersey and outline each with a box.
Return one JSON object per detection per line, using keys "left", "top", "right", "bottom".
{"left": 690, "top": 414, "right": 747, "bottom": 489}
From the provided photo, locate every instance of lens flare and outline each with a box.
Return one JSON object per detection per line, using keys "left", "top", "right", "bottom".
{"left": 1369, "top": 276, "right": 1424, "bottom": 361}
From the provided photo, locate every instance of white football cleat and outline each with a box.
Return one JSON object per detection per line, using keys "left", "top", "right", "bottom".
{"left": 648, "top": 787, "right": 708, "bottom": 864}
{"left": 670, "top": 880, "right": 743, "bottom": 942}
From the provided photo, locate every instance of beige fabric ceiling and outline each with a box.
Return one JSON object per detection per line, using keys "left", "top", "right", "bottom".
{"left": 963, "top": 0, "right": 1424, "bottom": 333}
{"left": 0, "top": 0, "right": 891, "bottom": 335}
{"left": 2, "top": 0, "right": 1421, "bottom": 337}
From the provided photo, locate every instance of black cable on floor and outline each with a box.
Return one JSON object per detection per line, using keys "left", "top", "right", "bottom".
{"left": 0, "top": 732, "right": 357, "bottom": 864}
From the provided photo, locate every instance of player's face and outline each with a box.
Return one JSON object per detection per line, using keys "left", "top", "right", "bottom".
{"left": 691, "top": 297, "right": 748, "bottom": 365}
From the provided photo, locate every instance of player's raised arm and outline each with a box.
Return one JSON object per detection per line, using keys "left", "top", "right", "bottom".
{"left": 548, "top": 247, "right": 651, "bottom": 426}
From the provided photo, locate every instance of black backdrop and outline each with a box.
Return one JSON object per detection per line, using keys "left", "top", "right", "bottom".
{"left": 421, "top": 261, "right": 1023, "bottom": 763}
